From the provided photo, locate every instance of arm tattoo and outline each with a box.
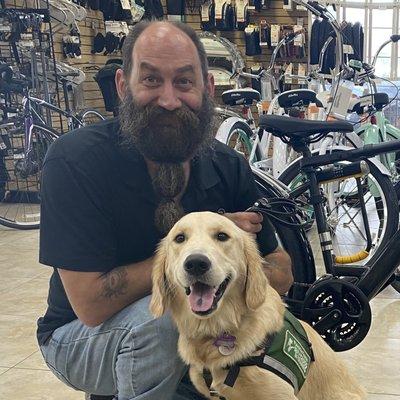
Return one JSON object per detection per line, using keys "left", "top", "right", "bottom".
{"left": 100, "top": 266, "right": 129, "bottom": 299}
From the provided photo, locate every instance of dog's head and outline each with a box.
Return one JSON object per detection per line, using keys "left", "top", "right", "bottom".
{"left": 150, "top": 211, "right": 268, "bottom": 320}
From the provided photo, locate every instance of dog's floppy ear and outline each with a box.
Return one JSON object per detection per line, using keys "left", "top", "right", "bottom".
{"left": 243, "top": 234, "right": 268, "bottom": 311}
{"left": 150, "top": 238, "right": 170, "bottom": 317}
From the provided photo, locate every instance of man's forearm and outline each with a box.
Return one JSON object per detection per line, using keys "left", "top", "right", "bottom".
{"left": 60, "top": 257, "right": 154, "bottom": 327}
{"left": 262, "top": 248, "right": 293, "bottom": 295}
{"left": 95, "top": 258, "right": 154, "bottom": 321}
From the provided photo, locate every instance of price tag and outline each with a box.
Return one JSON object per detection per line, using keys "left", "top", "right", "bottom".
{"left": 201, "top": 4, "right": 210, "bottom": 21}
{"left": 343, "top": 44, "right": 354, "bottom": 54}
{"left": 236, "top": 0, "right": 248, "bottom": 22}
{"left": 285, "top": 63, "right": 293, "bottom": 84}
{"left": 271, "top": 25, "right": 280, "bottom": 46}
{"left": 330, "top": 80, "right": 355, "bottom": 119}
{"left": 298, "top": 63, "right": 307, "bottom": 84}
{"left": 120, "top": 0, "right": 131, "bottom": 10}
{"left": 215, "top": 0, "right": 225, "bottom": 19}
{"left": 294, "top": 25, "right": 303, "bottom": 46}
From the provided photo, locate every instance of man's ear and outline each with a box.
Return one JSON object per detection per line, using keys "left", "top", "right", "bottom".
{"left": 206, "top": 72, "right": 215, "bottom": 98}
{"left": 115, "top": 68, "right": 127, "bottom": 101}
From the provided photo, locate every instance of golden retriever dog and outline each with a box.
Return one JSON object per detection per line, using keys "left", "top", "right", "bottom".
{"left": 150, "top": 211, "right": 366, "bottom": 400}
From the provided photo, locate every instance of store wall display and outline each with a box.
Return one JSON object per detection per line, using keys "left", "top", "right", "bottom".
{"left": 4, "top": 0, "right": 308, "bottom": 116}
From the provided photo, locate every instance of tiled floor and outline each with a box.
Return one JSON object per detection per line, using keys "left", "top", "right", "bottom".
{"left": 0, "top": 225, "right": 399, "bottom": 399}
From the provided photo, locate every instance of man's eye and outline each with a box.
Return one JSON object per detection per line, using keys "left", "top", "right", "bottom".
{"left": 143, "top": 76, "right": 160, "bottom": 86}
{"left": 216, "top": 232, "right": 230, "bottom": 242}
{"left": 176, "top": 78, "right": 193, "bottom": 88}
{"left": 174, "top": 234, "right": 186, "bottom": 243}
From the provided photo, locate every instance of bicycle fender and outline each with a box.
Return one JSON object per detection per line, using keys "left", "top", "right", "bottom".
{"left": 252, "top": 166, "right": 291, "bottom": 196}
{"left": 215, "top": 116, "right": 250, "bottom": 144}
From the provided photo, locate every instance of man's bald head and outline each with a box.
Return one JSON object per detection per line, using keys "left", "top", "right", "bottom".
{"left": 121, "top": 21, "right": 209, "bottom": 83}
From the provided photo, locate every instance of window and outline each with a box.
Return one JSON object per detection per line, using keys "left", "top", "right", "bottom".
{"left": 327, "top": 0, "right": 400, "bottom": 79}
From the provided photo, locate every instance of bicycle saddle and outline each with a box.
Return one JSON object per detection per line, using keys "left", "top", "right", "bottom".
{"left": 350, "top": 92, "right": 390, "bottom": 114}
{"left": 277, "top": 89, "right": 324, "bottom": 108}
{"left": 221, "top": 88, "right": 261, "bottom": 106}
{"left": 258, "top": 115, "right": 353, "bottom": 139}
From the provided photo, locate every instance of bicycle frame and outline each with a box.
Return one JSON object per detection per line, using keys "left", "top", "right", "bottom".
{"left": 355, "top": 110, "right": 400, "bottom": 177}
{"left": 24, "top": 93, "right": 82, "bottom": 131}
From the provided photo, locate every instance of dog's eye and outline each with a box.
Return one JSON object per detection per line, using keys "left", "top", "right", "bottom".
{"left": 216, "top": 232, "right": 230, "bottom": 242}
{"left": 174, "top": 234, "right": 186, "bottom": 244}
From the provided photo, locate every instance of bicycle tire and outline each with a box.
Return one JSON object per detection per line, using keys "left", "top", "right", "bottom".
{"left": 216, "top": 118, "right": 258, "bottom": 163}
{"left": 76, "top": 108, "right": 106, "bottom": 127}
{"left": 252, "top": 168, "right": 316, "bottom": 316}
{"left": 0, "top": 123, "right": 59, "bottom": 229}
{"left": 279, "top": 150, "right": 399, "bottom": 267}
{"left": 350, "top": 129, "right": 400, "bottom": 292}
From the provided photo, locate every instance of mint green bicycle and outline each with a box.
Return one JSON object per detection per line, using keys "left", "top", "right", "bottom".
{"left": 350, "top": 35, "right": 400, "bottom": 198}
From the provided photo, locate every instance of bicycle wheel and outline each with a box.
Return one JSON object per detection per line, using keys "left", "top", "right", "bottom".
{"left": 252, "top": 168, "right": 316, "bottom": 316}
{"left": 0, "top": 123, "right": 58, "bottom": 229}
{"left": 279, "top": 151, "right": 399, "bottom": 268}
{"left": 216, "top": 118, "right": 257, "bottom": 163}
{"left": 76, "top": 108, "right": 106, "bottom": 127}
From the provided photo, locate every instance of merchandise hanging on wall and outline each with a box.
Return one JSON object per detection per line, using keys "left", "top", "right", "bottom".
{"left": 166, "top": 0, "right": 185, "bottom": 21}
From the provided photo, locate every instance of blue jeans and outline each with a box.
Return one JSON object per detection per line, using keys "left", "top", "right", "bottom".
{"left": 39, "top": 296, "right": 204, "bottom": 400}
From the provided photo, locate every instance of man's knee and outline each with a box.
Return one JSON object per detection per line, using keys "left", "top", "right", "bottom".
{"left": 116, "top": 313, "right": 186, "bottom": 398}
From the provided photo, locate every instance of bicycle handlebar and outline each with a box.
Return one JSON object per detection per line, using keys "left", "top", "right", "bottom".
{"left": 233, "top": 29, "right": 304, "bottom": 91}
{"left": 303, "top": 140, "right": 400, "bottom": 169}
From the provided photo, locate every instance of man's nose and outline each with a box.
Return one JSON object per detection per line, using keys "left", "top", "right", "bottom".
{"left": 157, "top": 82, "right": 182, "bottom": 111}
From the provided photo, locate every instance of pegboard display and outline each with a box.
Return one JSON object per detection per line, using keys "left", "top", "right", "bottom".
{"left": 3, "top": 0, "right": 309, "bottom": 114}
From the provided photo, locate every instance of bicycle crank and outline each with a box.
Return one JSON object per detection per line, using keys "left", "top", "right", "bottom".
{"left": 301, "top": 276, "right": 371, "bottom": 352}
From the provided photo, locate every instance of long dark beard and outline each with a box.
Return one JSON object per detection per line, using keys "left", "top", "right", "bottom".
{"left": 119, "top": 91, "right": 215, "bottom": 235}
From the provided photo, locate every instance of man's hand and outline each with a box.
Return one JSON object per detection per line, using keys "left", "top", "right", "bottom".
{"left": 263, "top": 248, "right": 293, "bottom": 295}
{"left": 224, "top": 211, "right": 263, "bottom": 234}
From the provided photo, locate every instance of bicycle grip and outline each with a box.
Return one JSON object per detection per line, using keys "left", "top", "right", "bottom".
{"left": 335, "top": 250, "right": 369, "bottom": 264}
{"left": 391, "top": 35, "right": 400, "bottom": 43}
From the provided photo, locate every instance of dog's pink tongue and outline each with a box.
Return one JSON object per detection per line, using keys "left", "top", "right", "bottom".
{"left": 189, "top": 283, "right": 217, "bottom": 312}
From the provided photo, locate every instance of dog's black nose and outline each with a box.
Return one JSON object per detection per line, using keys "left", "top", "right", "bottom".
{"left": 184, "top": 254, "right": 211, "bottom": 276}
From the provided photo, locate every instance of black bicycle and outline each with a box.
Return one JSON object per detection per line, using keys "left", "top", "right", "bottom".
{"left": 0, "top": 67, "right": 105, "bottom": 229}
{"left": 251, "top": 114, "right": 400, "bottom": 352}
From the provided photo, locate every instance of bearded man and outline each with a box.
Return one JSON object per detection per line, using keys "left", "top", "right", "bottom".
{"left": 37, "top": 21, "right": 293, "bottom": 400}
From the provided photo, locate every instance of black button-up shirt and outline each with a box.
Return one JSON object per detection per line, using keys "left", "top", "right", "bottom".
{"left": 37, "top": 118, "right": 278, "bottom": 344}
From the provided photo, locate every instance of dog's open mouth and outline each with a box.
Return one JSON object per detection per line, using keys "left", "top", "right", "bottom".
{"left": 185, "top": 275, "right": 231, "bottom": 315}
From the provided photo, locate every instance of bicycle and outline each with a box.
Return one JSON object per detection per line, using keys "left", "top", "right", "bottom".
{"left": 0, "top": 68, "right": 105, "bottom": 229}
{"left": 215, "top": 29, "right": 310, "bottom": 169}
{"left": 277, "top": 41, "right": 400, "bottom": 270}
{"left": 253, "top": 113, "right": 400, "bottom": 350}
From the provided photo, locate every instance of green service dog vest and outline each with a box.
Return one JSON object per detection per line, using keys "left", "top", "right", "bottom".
{"left": 203, "top": 310, "right": 314, "bottom": 397}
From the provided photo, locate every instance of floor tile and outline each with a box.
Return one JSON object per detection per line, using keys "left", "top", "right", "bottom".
{"left": 0, "top": 367, "right": 9, "bottom": 375}
{"left": 0, "top": 277, "right": 33, "bottom": 294}
{"left": 0, "top": 368, "right": 83, "bottom": 400}
{"left": 0, "top": 314, "right": 41, "bottom": 368}
{"left": 376, "top": 285, "right": 400, "bottom": 299}
{"left": 367, "top": 298, "right": 400, "bottom": 339}
{"left": 367, "top": 395, "right": 400, "bottom": 400}
{"left": 0, "top": 249, "right": 46, "bottom": 280}
{"left": 15, "top": 350, "right": 48, "bottom": 370}
{"left": 0, "top": 278, "right": 49, "bottom": 317}
{"left": 341, "top": 337, "right": 400, "bottom": 395}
